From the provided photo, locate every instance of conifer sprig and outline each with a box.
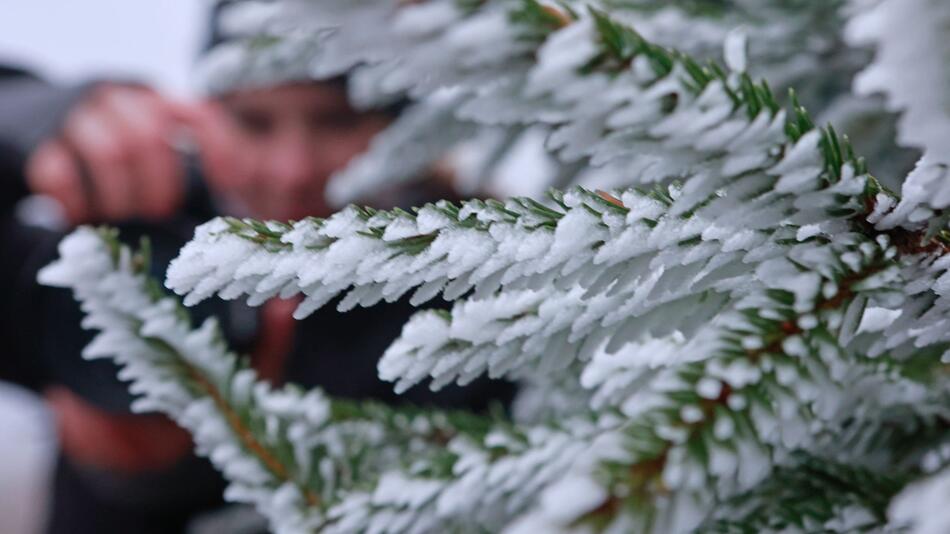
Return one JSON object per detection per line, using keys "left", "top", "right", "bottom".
{"left": 38, "top": 228, "right": 539, "bottom": 532}
{"left": 41, "top": 1, "right": 950, "bottom": 532}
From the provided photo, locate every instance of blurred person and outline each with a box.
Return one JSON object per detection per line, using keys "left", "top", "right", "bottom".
{"left": 0, "top": 4, "right": 511, "bottom": 534}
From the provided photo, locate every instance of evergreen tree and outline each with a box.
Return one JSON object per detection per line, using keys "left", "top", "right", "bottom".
{"left": 38, "top": 1, "right": 950, "bottom": 532}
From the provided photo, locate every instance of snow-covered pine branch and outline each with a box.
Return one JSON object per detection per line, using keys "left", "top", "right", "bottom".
{"left": 169, "top": 7, "right": 879, "bottom": 393}
{"left": 38, "top": 229, "right": 330, "bottom": 531}
{"left": 38, "top": 228, "right": 609, "bottom": 533}
{"left": 846, "top": 0, "right": 950, "bottom": 167}
{"left": 699, "top": 451, "right": 908, "bottom": 532}
{"left": 162, "top": 6, "right": 950, "bottom": 531}
{"left": 40, "top": 1, "right": 950, "bottom": 532}
{"left": 41, "top": 226, "right": 947, "bottom": 533}
{"left": 204, "top": 0, "right": 874, "bottom": 202}
{"left": 508, "top": 233, "right": 948, "bottom": 531}
{"left": 165, "top": 171, "right": 858, "bottom": 393}
{"left": 846, "top": 0, "right": 950, "bottom": 232}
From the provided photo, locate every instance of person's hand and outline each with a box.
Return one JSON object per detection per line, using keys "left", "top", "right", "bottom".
{"left": 167, "top": 100, "right": 256, "bottom": 210}
{"left": 25, "top": 83, "right": 188, "bottom": 224}
{"left": 23, "top": 84, "right": 252, "bottom": 225}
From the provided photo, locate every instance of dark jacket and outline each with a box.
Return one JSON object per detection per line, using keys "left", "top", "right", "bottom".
{"left": 0, "top": 69, "right": 513, "bottom": 534}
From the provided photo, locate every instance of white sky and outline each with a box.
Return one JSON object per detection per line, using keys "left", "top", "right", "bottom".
{"left": 0, "top": 0, "right": 209, "bottom": 97}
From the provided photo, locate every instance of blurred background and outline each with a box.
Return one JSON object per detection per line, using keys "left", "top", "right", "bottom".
{"left": 0, "top": 0, "right": 205, "bottom": 96}
{"left": 0, "top": 2, "right": 206, "bottom": 533}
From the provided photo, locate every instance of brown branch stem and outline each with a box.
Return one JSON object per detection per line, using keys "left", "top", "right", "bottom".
{"left": 182, "top": 363, "right": 321, "bottom": 507}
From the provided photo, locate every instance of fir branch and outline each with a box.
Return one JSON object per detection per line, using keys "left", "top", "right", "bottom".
{"left": 168, "top": 155, "right": 867, "bottom": 393}
{"left": 174, "top": 4, "right": 895, "bottom": 320}
{"left": 49, "top": 226, "right": 941, "bottom": 532}
{"left": 38, "top": 228, "right": 525, "bottom": 532}
{"left": 846, "top": 0, "right": 950, "bottom": 235}
{"left": 226, "top": 0, "right": 864, "bottom": 204}
{"left": 513, "top": 234, "right": 921, "bottom": 530}
{"left": 44, "top": 2, "right": 950, "bottom": 532}
{"left": 846, "top": 0, "right": 950, "bottom": 168}
{"left": 39, "top": 229, "right": 324, "bottom": 529}
{"left": 39, "top": 227, "right": 639, "bottom": 533}
{"left": 697, "top": 452, "right": 909, "bottom": 533}
{"left": 172, "top": 8, "right": 950, "bottom": 392}
{"left": 179, "top": 357, "right": 320, "bottom": 507}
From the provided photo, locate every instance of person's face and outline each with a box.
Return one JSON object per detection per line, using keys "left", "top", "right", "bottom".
{"left": 220, "top": 82, "right": 389, "bottom": 220}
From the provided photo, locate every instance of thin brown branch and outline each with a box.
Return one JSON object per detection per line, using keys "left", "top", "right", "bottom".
{"left": 182, "top": 364, "right": 321, "bottom": 507}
